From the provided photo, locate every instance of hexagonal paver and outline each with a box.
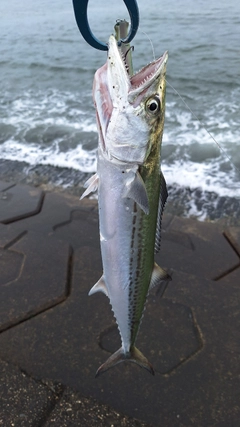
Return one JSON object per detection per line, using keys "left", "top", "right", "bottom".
{"left": 0, "top": 248, "right": 24, "bottom": 286}
{"left": 158, "top": 216, "right": 239, "bottom": 280}
{"left": 0, "top": 224, "right": 26, "bottom": 249}
{"left": 0, "top": 183, "right": 43, "bottom": 224}
{"left": 7, "top": 192, "right": 96, "bottom": 234}
{"left": 0, "top": 359, "right": 55, "bottom": 426}
{"left": 224, "top": 227, "right": 240, "bottom": 257}
{"left": 0, "top": 181, "right": 15, "bottom": 192}
{"left": 0, "top": 230, "right": 71, "bottom": 332}
{"left": 99, "top": 298, "right": 202, "bottom": 374}
{"left": 54, "top": 208, "right": 100, "bottom": 250}
{"left": 1, "top": 247, "right": 240, "bottom": 427}
{"left": 0, "top": 188, "right": 240, "bottom": 427}
{"left": 44, "top": 387, "right": 152, "bottom": 427}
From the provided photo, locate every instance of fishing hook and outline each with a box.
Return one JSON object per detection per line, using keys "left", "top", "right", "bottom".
{"left": 72, "top": 0, "right": 140, "bottom": 51}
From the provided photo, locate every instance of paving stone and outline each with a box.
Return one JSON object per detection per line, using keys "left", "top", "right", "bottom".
{"left": 0, "top": 359, "right": 151, "bottom": 427}
{"left": 0, "top": 183, "right": 43, "bottom": 224}
{"left": 0, "top": 244, "right": 240, "bottom": 426}
{"left": 54, "top": 208, "right": 100, "bottom": 250}
{"left": 44, "top": 387, "right": 152, "bottom": 427}
{"left": 0, "top": 224, "right": 26, "bottom": 249}
{"left": 0, "top": 181, "right": 15, "bottom": 192}
{"left": 0, "top": 186, "right": 240, "bottom": 426}
{"left": 214, "top": 418, "right": 240, "bottom": 427}
{"left": 0, "top": 247, "right": 24, "bottom": 286}
{"left": 224, "top": 227, "right": 240, "bottom": 257}
{"left": 0, "top": 359, "right": 55, "bottom": 427}
{"left": 9, "top": 191, "right": 96, "bottom": 234}
{"left": 0, "top": 231, "right": 71, "bottom": 332}
{"left": 158, "top": 216, "right": 239, "bottom": 279}
{"left": 99, "top": 298, "right": 203, "bottom": 375}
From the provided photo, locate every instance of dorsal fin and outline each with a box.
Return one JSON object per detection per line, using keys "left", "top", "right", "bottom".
{"left": 155, "top": 171, "right": 168, "bottom": 253}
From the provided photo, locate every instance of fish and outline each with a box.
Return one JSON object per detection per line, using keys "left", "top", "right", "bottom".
{"left": 81, "top": 35, "right": 170, "bottom": 376}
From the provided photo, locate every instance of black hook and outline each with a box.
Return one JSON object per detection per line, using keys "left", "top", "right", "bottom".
{"left": 72, "top": 0, "right": 139, "bottom": 51}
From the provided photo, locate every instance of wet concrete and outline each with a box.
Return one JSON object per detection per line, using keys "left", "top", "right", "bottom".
{"left": 0, "top": 180, "right": 240, "bottom": 426}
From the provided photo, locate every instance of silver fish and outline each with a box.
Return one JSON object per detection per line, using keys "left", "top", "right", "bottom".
{"left": 81, "top": 35, "right": 170, "bottom": 376}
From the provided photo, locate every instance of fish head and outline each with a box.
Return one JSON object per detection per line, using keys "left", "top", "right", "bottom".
{"left": 93, "top": 35, "right": 168, "bottom": 165}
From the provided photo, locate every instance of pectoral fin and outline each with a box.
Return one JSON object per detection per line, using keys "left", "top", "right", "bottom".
{"left": 80, "top": 173, "right": 99, "bottom": 200}
{"left": 88, "top": 275, "right": 108, "bottom": 297}
{"left": 122, "top": 171, "right": 149, "bottom": 214}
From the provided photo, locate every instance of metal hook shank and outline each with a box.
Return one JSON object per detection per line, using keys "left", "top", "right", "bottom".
{"left": 121, "top": 0, "right": 139, "bottom": 44}
{"left": 72, "top": 0, "right": 139, "bottom": 51}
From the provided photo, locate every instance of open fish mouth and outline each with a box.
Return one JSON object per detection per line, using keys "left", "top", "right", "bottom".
{"left": 93, "top": 35, "right": 168, "bottom": 157}
{"left": 106, "top": 34, "right": 168, "bottom": 101}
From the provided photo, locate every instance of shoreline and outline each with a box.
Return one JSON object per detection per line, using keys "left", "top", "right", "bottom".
{"left": 1, "top": 158, "right": 239, "bottom": 227}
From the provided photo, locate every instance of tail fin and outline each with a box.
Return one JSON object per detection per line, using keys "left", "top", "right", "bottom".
{"left": 95, "top": 346, "right": 154, "bottom": 377}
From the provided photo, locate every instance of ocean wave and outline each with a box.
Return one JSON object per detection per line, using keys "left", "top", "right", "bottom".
{"left": 0, "top": 87, "right": 240, "bottom": 200}
{"left": 162, "top": 159, "right": 240, "bottom": 199}
{"left": 0, "top": 139, "right": 97, "bottom": 173}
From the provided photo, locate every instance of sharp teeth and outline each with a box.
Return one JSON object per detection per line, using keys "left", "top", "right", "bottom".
{"left": 120, "top": 51, "right": 129, "bottom": 72}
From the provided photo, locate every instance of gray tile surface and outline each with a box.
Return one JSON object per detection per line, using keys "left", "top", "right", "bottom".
{"left": 0, "top": 181, "right": 240, "bottom": 426}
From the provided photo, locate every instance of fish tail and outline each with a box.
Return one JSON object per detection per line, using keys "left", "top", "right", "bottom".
{"left": 95, "top": 346, "right": 154, "bottom": 377}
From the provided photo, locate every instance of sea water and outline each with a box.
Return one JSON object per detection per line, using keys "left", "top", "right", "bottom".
{"left": 1, "top": 0, "right": 240, "bottom": 220}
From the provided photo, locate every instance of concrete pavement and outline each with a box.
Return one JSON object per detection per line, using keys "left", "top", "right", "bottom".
{"left": 0, "top": 181, "right": 240, "bottom": 426}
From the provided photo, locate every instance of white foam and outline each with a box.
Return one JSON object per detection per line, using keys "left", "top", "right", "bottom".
{"left": 1, "top": 87, "right": 240, "bottom": 201}
{"left": 0, "top": 140, "right": 97, "bottom": 173}
{"left": 162, "top": 159, "right": 240, "bottom": 198}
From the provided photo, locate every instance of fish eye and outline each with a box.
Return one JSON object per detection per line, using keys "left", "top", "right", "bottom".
{"left": 146, "top": 96, "right": 161, "bottom": 115}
